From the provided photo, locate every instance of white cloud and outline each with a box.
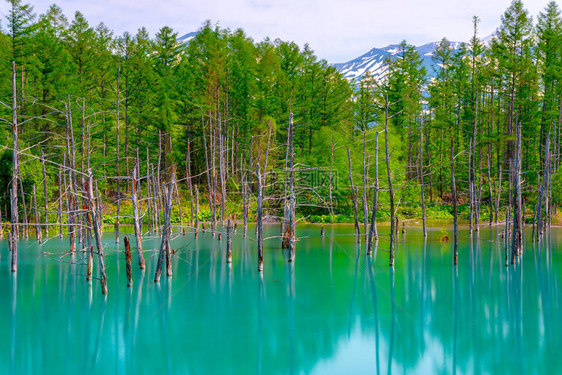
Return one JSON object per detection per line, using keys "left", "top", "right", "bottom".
{"left": 0, "top": 0, "right": 553, "bottom": 62}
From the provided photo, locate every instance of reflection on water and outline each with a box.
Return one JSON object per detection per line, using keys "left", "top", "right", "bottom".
{"left": 1, "top": 225, "right": 562, "bottom": 374}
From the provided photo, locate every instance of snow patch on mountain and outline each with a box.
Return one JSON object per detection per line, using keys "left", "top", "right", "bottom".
{"left": 178, "top": 32, "right": 198, "bottom": 44}
{"left": 334, "top": 41, "right": 462, "bottom": 84}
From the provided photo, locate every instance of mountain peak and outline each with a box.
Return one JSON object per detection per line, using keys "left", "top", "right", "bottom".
{"left": 178, "top": 31, "right": 198, "bottom": 43}
{"left": 334, "top": 41, "right": 461, "bottom": 83}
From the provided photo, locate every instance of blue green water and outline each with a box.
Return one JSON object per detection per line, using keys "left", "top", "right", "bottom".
{"left": 1, "top": 224, "right": 561, "bottom": 374}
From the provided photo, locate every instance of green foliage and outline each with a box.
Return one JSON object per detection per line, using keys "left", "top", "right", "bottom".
{"left": 1, "top": 1, "right": 562, "bottom": 228}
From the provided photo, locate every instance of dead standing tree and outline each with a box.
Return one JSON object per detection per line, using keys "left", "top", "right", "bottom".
{"left": 287, "top": 113, "right": 296, "bottom": 262}
{"left": 154, "top": 173, "right": 176, "bottom": 283}
{"left": 384, "top": 97, "right": 396, "bottom": 267}
{"left": 510, "top": 122, "right": 523, "bottom": 264}
{"left": 450, "top": 126, "right": 458, "bottom": 266}
{"left": 366, "top": 131, "right": 379, "bottom": 256}
{"left": 347, "top": 148, "right": 361, "bottom": 242}
{"left": 41, "top": 150, "right": 49, "bottom": 237}
{"left": 87, "top": 169, "right": 108, "bottom": 294}
{"left": 257, "top": 163, "right": 264, "bottom": 272}
{"left": 131, "top": 163, "right": 145, "bottom": 269}
{"left": 115, "top": 67, "right": 121, "bottom": 244}
{"left": 10, "top": 61, "right": 19, "bottom": 272}
{"left": 32, "top": 185, "right": 42, "bottom": 243}
{"left": 420, "top": 120, "right": 427, "bottom": 238}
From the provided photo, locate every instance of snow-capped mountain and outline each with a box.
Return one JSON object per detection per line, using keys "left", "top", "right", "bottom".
{"left": 334, "top": 41, "right": 462, "bottom": 83}
{"left": 178, "top": 31, "right": 198, "bottom": 44}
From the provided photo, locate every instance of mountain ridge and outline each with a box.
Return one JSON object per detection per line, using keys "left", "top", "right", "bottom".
{"left": 333, "top": 41, "right": 463, "bottom": 83}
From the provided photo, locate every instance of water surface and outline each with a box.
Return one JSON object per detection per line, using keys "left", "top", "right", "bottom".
{"left": 1, "top": 224, "right": 561, "bottom": 374}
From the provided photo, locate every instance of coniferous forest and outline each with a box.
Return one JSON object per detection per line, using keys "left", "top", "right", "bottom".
{"left": 2, "top": 0, "right": 562, "bottom": 268}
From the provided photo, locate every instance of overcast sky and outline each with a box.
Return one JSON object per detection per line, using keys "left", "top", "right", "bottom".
{"left": 0, "top": 0, "right": 555, "bottom": 62}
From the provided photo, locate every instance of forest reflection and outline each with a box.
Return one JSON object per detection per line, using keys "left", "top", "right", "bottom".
{"left": 2, "top": 225, "right": 561, "bottom": 374}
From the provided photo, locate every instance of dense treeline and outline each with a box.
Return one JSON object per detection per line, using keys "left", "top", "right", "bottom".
{"left": 1, "top": 0, "right": 562, "bottom": 232}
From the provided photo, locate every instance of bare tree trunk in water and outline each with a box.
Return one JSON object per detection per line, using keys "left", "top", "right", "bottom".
{"left": 87, "top": 169, "right": 108, "bottom": 294}
{"left": 41, "top": 150, "right": 49, "bottom": 237}
{"left": 124, "top": 236, "right": 133, "bottom": 287}
{"left": 288, "top": 113, "right": 296, "bottom": 262}
{"left": 495, "top": 164, "right": 502, "bottom": 226}
{"left": 115, "top": 67, "right": 121, "bottom": 243}
{"left": 32, "top": 185, "right": 41, "bottom": 243}
{"left": 362, "top": 131, "right": 369, "bottom": 242}
{"left": 384, "top": 97, "right": 395, "bottom": 267}
{"left": 347, "top": 148, "right": 360, "bottom": 242}
{"left": 420, "top": 119, "right": 427, "bottom": 237}
{"left": 450, "top": 128, "right": 458, "bottom": 266}
{"left": 58, "top": 166, "right": 63, "bottom": 238}
{"left": 18, "top": 164, "right": 28, "bottom": 239}
{"left": 226, "top": 219, "right": 232, "bottom": 264}
{"left": 257, "top": 163, "right": 264, "bottom": 272}
{"left": 10, "top": 61, "right": 19, "bottom": 272}
{"left": 194, "top": 185, "right": 199, "bottom": 230}
{"left": 154, "top": 173, "right": 175, "bottom": 282}
{"left": 132, "top": 163, "right": 145, "bottom": 269}
{"left": 487, "top": 154, "right": 493, "bottom": 225}
{"left": 329, "top": 131, "right": 335, "bottom": 216}
{"left": 367, "top": 132, "right": 379, "bottom": 255}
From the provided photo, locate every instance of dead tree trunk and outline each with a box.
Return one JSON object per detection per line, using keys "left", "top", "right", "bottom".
{"left": 367, "top": 131, "right": 379, "bottom": 255}
{"left": 532, "top": 173, "right": 540, "bottom": 242}
{"left": 487, "top": 154, "right": 493, "bottom": 225}
{"left": 384, "top": 97, "right": 395, "bottom": 267}
{"left": 18, "top": 167, "right": 28, "bottom": 239}
{"left": 84, "top": 183, "right": 93, "bottom": 282}
{"left": 347, "top": 148, "right": 360, "bottom": 242}
{"left": 115, "top": 67, "right": 121, "bottom": 244}
{"left": 194, "top": 185, "right": 199, "bottom": 230}
{"left": 58, "top": 166, "right": 63, "bottom": 238}
{"left": 33, "top": 185, "right": 42, "bottom": 243}
{"left": 0, "top": 205, "right": 3, "bottom": 239}
{"left": 186, "top": 143, "right": 194, "bottom": 226}
{"left": 11, "top": 61, "right": 18, "bottom": 272}
{"left": 257, "top": 163, "right": 264, "bottom": 272}
{"left": 201, "top": 114, "right": 214, "bottom": 235}
{"left": 174, "top": 182, "right": 183, "bottom": 234}
{"left": 329, "top": 130, "right": 335, "bottom": 216}
{"left": 165, "top": 175, "right": 176, "bottom": 277}
{"left": 219, "top": 112, "right": 227, "bottom": 224}
{"left": 65, "top": 101, "right": 77, "bottom": 253}
{"left": 41, "top": 150, "right": 49, "bottom": 237}
{"left": 226, "top": 219, "right": 232, "bottom": 264}
{"left": 420, "top": 119, "right": 427, "bottom": 238}
{"left": 87, "top": 169, "right": 108, "bottom": 294}
{"left": 124, "top": 236, "right": 133, "bottom": 287}
{"left": 154, "top": 173, "right": 175, "bottom": 282}
{"left": 362, "top": 131, "right": 369, "bottom": 241}
{"left": 146, "top": 147, "right": 153, "bottom": 233}
{"left": 468, "top": 139, "right": 473, "bottom": 235}
{"left": 132, "top": 164, "right": 145, "bottom": 269}
{"left": 242, "top": 160, "right": 248, "bottom": 238}
{"left": 537, "top": 136, "right": 550, "bottom": 240}
{"left": 288, "top": 113, "right": 296, "bottom": 262}
{"left": 471, "top": 96, "right": 479, "bottom": 233}
{"left": 426, "top": 125, "right": 434, "bottom": 202}
{"left": 495, "top": 164, "right": 502, "bottom": 226}
{"left": 450, "top": 128, "right": 458, "bottom": 266}
{"left": 510, "top": 122, "right": 523, "bottom": 263}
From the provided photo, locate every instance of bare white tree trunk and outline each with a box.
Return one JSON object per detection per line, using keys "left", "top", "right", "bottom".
{"left": 132, "top": 163, "right": 145, "bottom": 269}
{"left": 257, "top": 163, "right": 264, "bottom": 272}
{"left": 87, "top": 169, "right": 108, "bottom": 294}
{"left": 10, "top": 61, "right": 19, "bottom": 272}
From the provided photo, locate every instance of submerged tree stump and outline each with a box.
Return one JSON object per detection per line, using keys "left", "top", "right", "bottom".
{"left": 124, "top": 236, "right": 133, "bottom": 287}
{"left": 226, "top": 219, "right": 232, "bottom": 264}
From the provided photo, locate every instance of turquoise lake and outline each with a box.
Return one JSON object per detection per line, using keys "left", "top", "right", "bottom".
{"left": 1, "top": 224, "right": 561, "bottom": 374}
